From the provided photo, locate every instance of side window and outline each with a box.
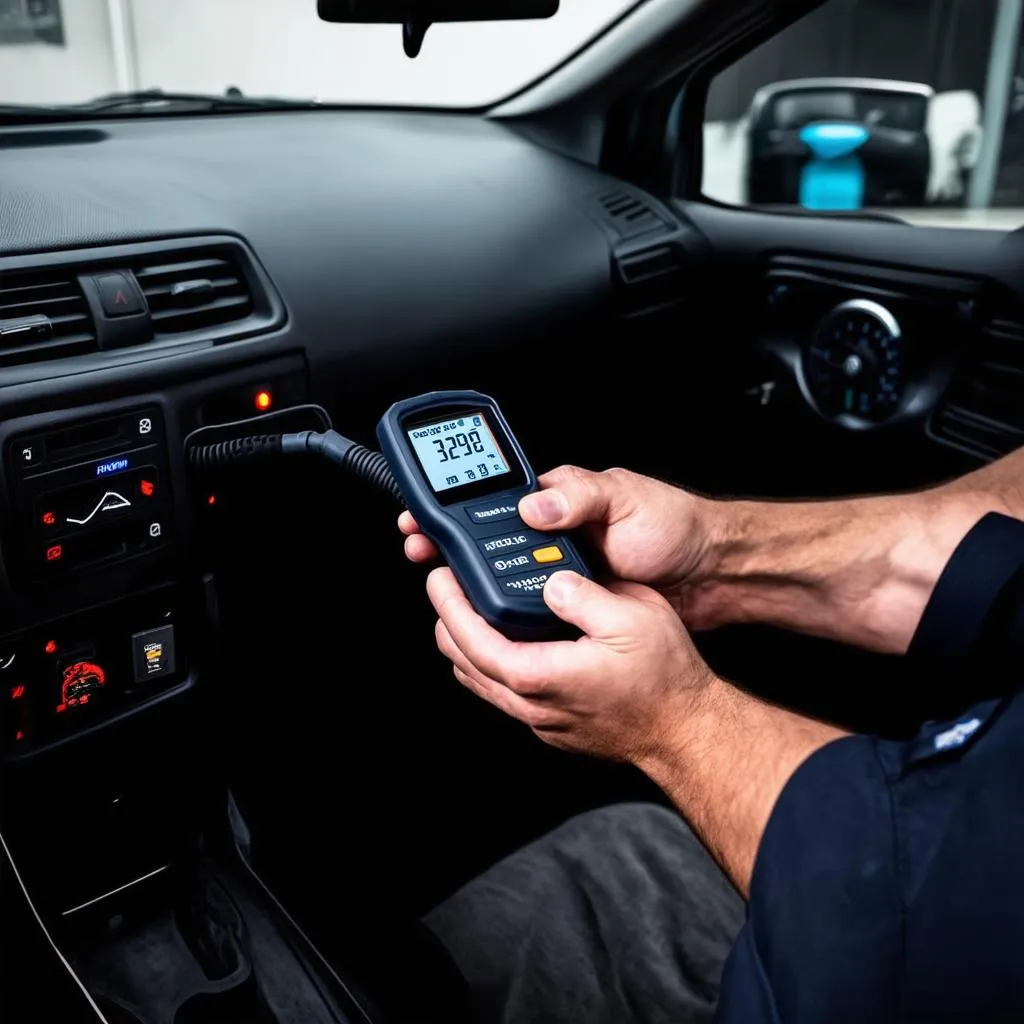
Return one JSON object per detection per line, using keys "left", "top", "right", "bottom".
{"left": 701, "top": 0, "right": 1023, "bottom": 228}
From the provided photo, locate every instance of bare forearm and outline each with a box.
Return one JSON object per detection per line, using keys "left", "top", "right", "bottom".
{"left": 680, "top": 449, "right": 1024, "bottom": 653}
{"left": 638, "top": 677, "right": 848, "bottom": 896}
{"left": 943, "top": 445, "right": 1024, "bottom": 513}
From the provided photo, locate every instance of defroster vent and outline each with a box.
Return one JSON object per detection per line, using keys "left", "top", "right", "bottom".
{"left": 594, "top": 190, "right": 671, "bottom": 239}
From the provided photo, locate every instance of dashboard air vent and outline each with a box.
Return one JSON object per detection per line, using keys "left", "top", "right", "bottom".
{"left": 933, "top": 321, "right": 1024, "bottom": 458}
{"left": 616, "top": 244, "right": 681, "bottom": 285}
{"left": 595, "top": 190, "right": 671, "bottom": 239}
{"left": 135, "top": 253, "right": 254, "bottom": 337}
{"left": 611, "top": 240, "right": 687, "bottom": 318}
{"left": 0, "top": 270, "right": 96, "bottom": 363}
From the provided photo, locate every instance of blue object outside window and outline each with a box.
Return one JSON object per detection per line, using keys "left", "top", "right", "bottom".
{"left": 798, "top": 122, "right": 869, "bottom": 210}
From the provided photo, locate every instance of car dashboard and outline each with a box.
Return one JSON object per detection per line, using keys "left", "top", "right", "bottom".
{"left": 2, "top": 107, "right": 1023, "bottom": 1022}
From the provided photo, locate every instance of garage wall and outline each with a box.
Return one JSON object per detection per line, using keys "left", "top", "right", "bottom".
{"left": 707, "top": 0, "right": 997, "bottom": 124}
{"left": 0, "top": 0, "right": 116, "bottom": 104}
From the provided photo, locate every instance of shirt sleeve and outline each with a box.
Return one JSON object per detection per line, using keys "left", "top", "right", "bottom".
{"left": 717, "top": 512, "right": 1024, "bottom": 1024}
{"left": 716, "top": 735, "right": 904, "bottom": 1023}
{"left": 907, "top": 511, "right": 1024, "bottom": 671}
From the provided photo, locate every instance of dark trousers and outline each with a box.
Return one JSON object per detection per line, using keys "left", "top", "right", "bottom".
{"left": 425, "top": 804, "right": 745, "bottom": 1024}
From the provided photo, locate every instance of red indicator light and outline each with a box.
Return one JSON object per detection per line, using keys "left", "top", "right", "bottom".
{"left": 10, "top": 684, "right": 24, "bottom": 700}
{"left": 45, "top": 544, "right": 63, "bottom": 562}
{"left": 41, "top": 511, "right": 56, "bottom": 526}
{"left": 207, "top": 494, "right": 217, "bottom": 507}
{"left": 254, "top": 390, "right": 273, "bottom": 412}
{"left": 44, "top": 640, "right": 57, "bottom": 655}
{"left": 60, "top": 661, "right": 106, "bottom": 709}
{"left": 140, "top": 480, "right": 155, "bottom": 497}
{"left": 15, "top": 729, "right": 24, "bottom": 742}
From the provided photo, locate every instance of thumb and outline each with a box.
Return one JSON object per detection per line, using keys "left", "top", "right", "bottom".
{"left": 543, "top": 570, "right": 638, "bottom": 638}
{"left": 519, "top": 466, "right": 628, "bottom": 531}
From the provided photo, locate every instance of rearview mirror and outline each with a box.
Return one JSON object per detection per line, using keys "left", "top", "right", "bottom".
{"left": 317, "top": 0, "right": 559, "bottom": 57}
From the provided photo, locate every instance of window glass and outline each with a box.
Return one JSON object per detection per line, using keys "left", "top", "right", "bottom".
{"left": 0, "top": 0, "right": 637, "bottom": 109}
{"left": 701, "top": 0, "right": 1024, "bottom": 229}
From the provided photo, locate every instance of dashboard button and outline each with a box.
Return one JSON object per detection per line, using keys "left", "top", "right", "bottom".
{"left": 466, "top": 501, "right": 520, "bottom": 525}
{"left": 14, "top": 438, "right": 44, "bottom": 475}
{"left": 56, "top": 659, "right": 107, "bottom": 714}
{"left": 95, "top": 273, "right": 144, "bottom": 318}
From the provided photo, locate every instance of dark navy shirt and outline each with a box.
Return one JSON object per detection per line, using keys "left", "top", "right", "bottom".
{"left": 718, "top": 512, "right": 1024, "bottom": 1024}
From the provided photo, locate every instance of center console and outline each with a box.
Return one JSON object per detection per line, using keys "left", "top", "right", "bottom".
{"left": 0, "top": 353, "right": 309, "bottom": 750}
{"left": 1, "top": 407, "right": 182, "bottom": 756}
{"left": 0, "top": 354, "right": 412, "bottom": 1022}
{"left": 1, "top": 341, "right": 468, "bottom": 1023}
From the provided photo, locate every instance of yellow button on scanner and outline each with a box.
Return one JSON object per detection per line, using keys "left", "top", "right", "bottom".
{"left": 532, "top": 545, "right": 564, "bottom": 565}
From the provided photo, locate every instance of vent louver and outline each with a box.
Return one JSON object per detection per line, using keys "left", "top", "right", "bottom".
{"left": 933, "top": 321, "right": 1024, "bottom": 458}
{"left": 595, "top": 190, "right": 670, "bottom": 239}
{"left": 615, "top": 244, "right": 682, "bottom": 285}
{"left": 135, "top": 254, "right": 254, "bottom": 337}
{"left": 0, "top": 271, "right": 97, "bottom": 363}
{"left": 611, "top": 240, "right": 688, "bottom": 319}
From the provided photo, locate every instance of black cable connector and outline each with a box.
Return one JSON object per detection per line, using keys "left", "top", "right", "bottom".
{"left": 188, "top": 428, "right": 405, "bottom": 505}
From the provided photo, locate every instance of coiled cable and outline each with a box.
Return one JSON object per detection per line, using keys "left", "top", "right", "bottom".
{"left": 188, "top": 428, "right": 404, "bottom": 504}
{"left": 187, "top": 434, "right": 283, "bottom": 468}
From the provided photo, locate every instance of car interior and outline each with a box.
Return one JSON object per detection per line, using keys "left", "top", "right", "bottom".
{"left": 3, "top": 0, "right": 1022, "bottom": 1020}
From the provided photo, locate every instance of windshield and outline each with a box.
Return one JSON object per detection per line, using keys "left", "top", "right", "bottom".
{"left": 2, "top": 0, "right": 640, "bottom": 111}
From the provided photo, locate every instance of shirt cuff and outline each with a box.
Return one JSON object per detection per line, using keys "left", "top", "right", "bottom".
{"left": 907, "top": 512, "right": 1024, "bottom": 663}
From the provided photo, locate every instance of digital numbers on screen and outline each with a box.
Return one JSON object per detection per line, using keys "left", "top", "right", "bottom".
{"left": 407, "top": 412, "right": 511, "bottom": 493}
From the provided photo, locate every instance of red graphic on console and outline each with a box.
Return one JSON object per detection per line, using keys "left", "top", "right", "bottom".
{"left": 55, "top": 661, "right": 106, "bottom": 713}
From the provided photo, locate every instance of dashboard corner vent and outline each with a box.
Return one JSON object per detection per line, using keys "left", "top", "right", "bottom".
{"left": 615, "top": 243, "right": 681, "bottom": 285}
{"left": 932, "top": 319, "right": 1024, "bottom": 459}
{"left": 0, "top": 270, "right": 97, "bottom": 364}
{"left": 134, "top": 250, "right": 255, "bottom": 338}
{"left": 594, "top": 189, "right": 671, "bottom": 239}
{"left": 611, "top": 239, "right": 688, "bottom": 318}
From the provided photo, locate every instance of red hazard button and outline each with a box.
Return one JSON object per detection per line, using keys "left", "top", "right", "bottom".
{"left": 95, "top": 272, "right": 145, "bottom": 318}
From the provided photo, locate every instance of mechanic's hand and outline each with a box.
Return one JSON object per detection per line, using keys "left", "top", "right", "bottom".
{"left": 399, "top": 466, "right": 714, "bottom": 614}
{"left": 426, "top": 566, "right": 715, "bottom": 762}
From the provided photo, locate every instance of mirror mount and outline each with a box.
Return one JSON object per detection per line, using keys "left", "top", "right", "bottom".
{"left": 402, "top": 18, "right": 430, "bottom": 58}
